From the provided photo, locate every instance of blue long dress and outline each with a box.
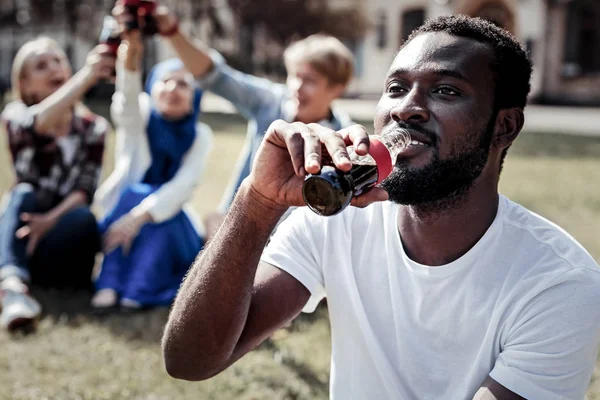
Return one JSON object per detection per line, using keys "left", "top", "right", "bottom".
{"left": 96, "top": 60, "right": 204, "bottom": 306}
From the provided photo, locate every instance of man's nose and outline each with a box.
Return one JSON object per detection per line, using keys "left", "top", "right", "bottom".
{"left": 390, "top": 88, "right": 430, "bottom": 123}
{"left": 288, "top": 77, "right": 302, "bottom": 93}
{"left": 165, "top": 81, "right": 177, "bottom": 92}
{"left": 49, "top": 59, "right": 62, "bottom": 73}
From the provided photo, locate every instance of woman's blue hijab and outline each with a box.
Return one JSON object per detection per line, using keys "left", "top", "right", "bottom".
{"left": 142, "top": 58, "right": 202, "bottom": 185}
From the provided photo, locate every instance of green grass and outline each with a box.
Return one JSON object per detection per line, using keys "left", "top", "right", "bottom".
{"left": 1, "top": 110, "right": 600, "bottom": 399}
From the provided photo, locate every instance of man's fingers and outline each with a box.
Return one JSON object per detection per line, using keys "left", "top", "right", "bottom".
{"left": 20, "top": 213, "right": 31, "bottom": 222}
{"left": 15, "top": 226, "right": 30, "bottom": 239}
{"left": 122, "top": 237, "right": 132, "bottom": 257}
{"left": 103, "top": 231, "right": 120, "bottom": 253}
{"left": 154, "top": 5, "right": 170, "bottom": 17}
{"left": 350, "top": 187, "right": 389, "bottom": 208}
{"left": 302, "top": 129, "right": 322, "bottom": 175}
{"left": 26, "top": 235, "right": 38, "bottom": 257}
{"left": 311, "top": 125, "right": 352, "bottom": 172}
{"left": 341, "top": 125, "right": 371, "bottom": 156}
{"left": 112, "top": 4, "right": 125, "bottom": 19}
{"left": 279, "top": 122, "right": 313, "bottom": 177}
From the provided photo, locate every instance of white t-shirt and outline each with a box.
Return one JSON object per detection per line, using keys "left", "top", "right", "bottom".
{"left": 261, "top": 195, "right": 600, "bottom": 400}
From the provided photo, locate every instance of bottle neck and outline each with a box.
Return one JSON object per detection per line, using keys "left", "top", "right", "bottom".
{"left": 374, "top": 129, "right": 411, "bottom": 161}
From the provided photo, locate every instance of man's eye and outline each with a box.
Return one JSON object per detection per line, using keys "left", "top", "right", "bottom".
{"left": 387, "top": 83, "right": 406, "bottom": 93}
{"left": 435, "top": 86, "right": 459, "bottom": 96}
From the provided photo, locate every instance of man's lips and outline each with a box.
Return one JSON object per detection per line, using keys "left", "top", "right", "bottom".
{"left": 404, "top": 129, "right": 433, "bottom": 147}
{"left": 389, "top": 128, "right": 435, "bottom": 160}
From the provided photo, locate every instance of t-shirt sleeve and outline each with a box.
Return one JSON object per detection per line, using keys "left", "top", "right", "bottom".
{"left": 261, "top": 207, "right": 327, "bottom": 313}
{"left": 1, "top": 101, "right": 37, "bottom": 158}
{"left": 490, "top": 267, "right": 600, "bottom": 400}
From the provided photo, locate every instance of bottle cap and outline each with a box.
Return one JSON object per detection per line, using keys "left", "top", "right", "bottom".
{"left": 369, "top": 137, "right": 393, "bottom": 184}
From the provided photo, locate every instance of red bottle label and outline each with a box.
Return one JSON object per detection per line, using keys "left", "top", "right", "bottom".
{"left": 369, "top": 137, "right": 393, "bottom": 184}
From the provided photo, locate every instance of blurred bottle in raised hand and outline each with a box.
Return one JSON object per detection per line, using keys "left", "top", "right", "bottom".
{"left": 121, "top": 0, "right": 158, "bottom": 35}
{"left": 99, "top": 16, "right": 121, "bottom": 79}
{"left": 99, "top": 16, "right": 121, "bottom": 56}
{"left": 302, "top": 128, "right": 411, "bottom": 216}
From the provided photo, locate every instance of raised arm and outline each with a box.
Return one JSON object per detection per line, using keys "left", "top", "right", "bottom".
{"left": 162, "top": 121, "right": 386, "bottom": 380}
{"left": 113, "top": 4, "right": 212, "bottom": 78}
{"left": 146, "top": 6, "right": 284, "bottom": 120}
{"left": 33, "top": 46, "right": 115, "bottom": 136}
{"left": 95, "top": 31, "right": 149, "bottom": 217}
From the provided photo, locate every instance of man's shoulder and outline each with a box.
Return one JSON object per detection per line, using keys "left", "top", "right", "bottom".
{"left": 501, "top": 196, "right": 599, "bottom": 277}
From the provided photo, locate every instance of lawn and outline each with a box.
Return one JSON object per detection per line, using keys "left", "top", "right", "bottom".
{"left": 1, "top": 109, "right": 600, "bottom": 399}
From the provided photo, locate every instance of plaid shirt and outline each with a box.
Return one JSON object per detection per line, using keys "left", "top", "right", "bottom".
{"left": 1, "top": 101, "right": 108, "bottom": 210}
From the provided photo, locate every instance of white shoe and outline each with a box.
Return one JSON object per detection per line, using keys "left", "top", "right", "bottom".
{"left": 91, "top": 288, "right": 118, "bottom": 309}
{"left": 0, "top": 287, "right": 42, "bottom": 332}
{"left": 120, "top": 298, "right": 142, "bottom": 310}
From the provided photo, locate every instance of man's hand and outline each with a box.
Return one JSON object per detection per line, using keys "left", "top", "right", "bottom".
{"left": 153, "top": 5, "right": 178, "bottom": 36}
{"left": 249, "top": 120, "right": 389, "bottom": 211}
{"left": 15, "top": 213, "right": 59, "bottom": 256}
{"left": 112, "top": 3, "right": 177, "bottom": 37}
{"left": 83, "top": 45, "right": 117, "bottom": 84}
{"left": 103, "top": 210, "right": 150, "bottom": 256}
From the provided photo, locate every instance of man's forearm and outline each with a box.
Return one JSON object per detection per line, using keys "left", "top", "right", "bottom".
{"left": 166, "top": 32, "right": 214, "bottom": 78}
{"left": 162, "top": 179, "right": 287, "bottom": 380}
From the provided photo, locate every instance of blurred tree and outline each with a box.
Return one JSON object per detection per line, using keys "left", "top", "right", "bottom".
{"left": 228, "top": 0, "right": 370, "bottom": 44}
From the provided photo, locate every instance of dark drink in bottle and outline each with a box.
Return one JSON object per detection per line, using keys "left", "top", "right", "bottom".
{"left": 122, "top": 0, "right": 141, "bottom": 31}
{"left": 302, "top": 129, "right": 411, "bottom": 216}
{"left": 99, "top": 16, "right": 121, "bottom": 56}
{"left": 139, "top": 0, "right": 158, "bottom": 36}
{"left": 99, "top": 16, "right": 121, "bottom": 78}
{"left": 121, "top": 0, "right": 158, "bottom": 35}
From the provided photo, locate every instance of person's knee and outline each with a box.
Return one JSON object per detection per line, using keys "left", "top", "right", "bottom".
{"left": 2, "top": 183, "right": 36, "bottom": 215}
{"left": 12, "top": 183, "right": 35, "bottom": 195}
{"left": 67, "top": 206, "right": 100, "bottom": 235}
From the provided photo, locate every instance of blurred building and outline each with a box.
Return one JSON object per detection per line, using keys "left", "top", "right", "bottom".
{"left": 353, "top": 0, "right": 600, "bottom": 105}
{"left": 0, "top": 0, "right": 598, "bottom": 105}
{"left": 0, "top": 0, "right": 234, "bottom": 97}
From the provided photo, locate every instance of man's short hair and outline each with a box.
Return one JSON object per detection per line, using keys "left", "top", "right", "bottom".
{"left": 406, "top": 15, "right": 533, "bottom": 110}
{"left": 284, "top": 34, "right": 354, "bottom": 87}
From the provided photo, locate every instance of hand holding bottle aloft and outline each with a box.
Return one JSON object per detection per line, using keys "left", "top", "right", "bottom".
{"left": 84, "top": 44, "right": 117, "bottom": 84}
{"left": 248, "top": 120, "right": 389, "bottom": 212}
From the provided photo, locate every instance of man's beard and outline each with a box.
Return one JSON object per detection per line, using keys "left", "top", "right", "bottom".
{"left": 380, "top": 115, "right": 495, "bottom": 211}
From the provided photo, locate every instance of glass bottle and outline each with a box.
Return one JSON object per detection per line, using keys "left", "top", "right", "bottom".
{"left": 99, "top": 16, "right": 121, "bottom": 57}
{"left": 302, "top": 128, "right": 411, "bottom": 216}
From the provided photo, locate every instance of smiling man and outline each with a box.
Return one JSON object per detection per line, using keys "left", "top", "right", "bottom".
{"left": 162, "top": 16, "right": 600, "bottom": 400}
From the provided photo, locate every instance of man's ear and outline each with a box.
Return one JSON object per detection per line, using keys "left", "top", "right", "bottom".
{"left": 330, "top": 83, "right": 346, "bottom": 100}
{"left": 493, "top": 108, "right": 524, "bottom": 150}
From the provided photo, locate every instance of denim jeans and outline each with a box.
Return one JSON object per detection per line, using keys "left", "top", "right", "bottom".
{"left": 0, "top": 183, "right": 100, "bottom": 289}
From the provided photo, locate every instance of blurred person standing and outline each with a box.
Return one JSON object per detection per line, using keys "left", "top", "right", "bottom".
{"left": 92, "top": 26, "right": 213, "bottom": 311}
{"left": 113, "top": 4, "right": 356, "bottom": 239}
{"left": 0, "top": 38, "right": 113, "bottom": 331}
